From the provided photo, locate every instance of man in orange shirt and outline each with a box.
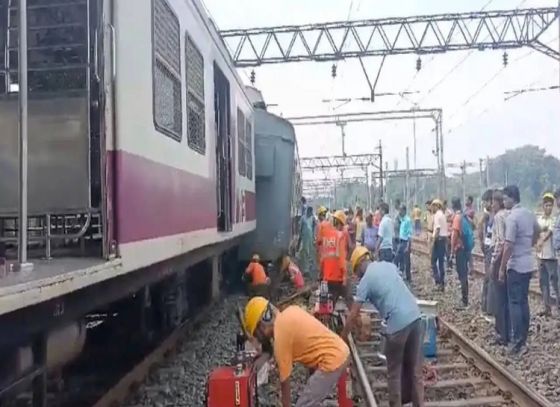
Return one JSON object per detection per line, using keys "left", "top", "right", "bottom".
{"left": 320, "top": 210, "right": 349, "bottom": 307}
{"left": 243, "top": 254, "right": 270, "bottom": 298}
{"left": 243, "top": 297, "right": 350, "bottom": 407}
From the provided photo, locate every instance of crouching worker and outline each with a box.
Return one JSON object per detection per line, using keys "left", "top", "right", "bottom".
{"left": 281, "top": 255, "right": 305, "bottom": 290}
{"left": 244, "top": 297, "right": 350, "bottom": 407}
{"left": 243, "top": 254, "right": 270, "bottom": 298}
{"left": 342, "top": 247, "right": 425, "bottom": 407}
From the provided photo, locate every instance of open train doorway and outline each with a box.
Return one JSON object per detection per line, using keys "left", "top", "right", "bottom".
{"left": 213, "top": 63, "right": 233, "bottom": 232}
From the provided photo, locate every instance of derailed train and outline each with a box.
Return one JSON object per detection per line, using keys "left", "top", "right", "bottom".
{"left": 0, "top": 0, "right": 299, "bottom": 398}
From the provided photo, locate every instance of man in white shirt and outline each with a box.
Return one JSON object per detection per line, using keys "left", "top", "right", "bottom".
{"left": 431, "top": 199, "right": 448, "bottom": 291}
{"left": 537, "top": 193, "right": 558, "bottom": 316}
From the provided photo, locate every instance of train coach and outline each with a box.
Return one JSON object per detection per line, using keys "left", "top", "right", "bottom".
{"left": 0, "top": 0, "right": 280, "bottom": 399}
{"left": 239, "top": 87, "right": 302, "bottom": 265}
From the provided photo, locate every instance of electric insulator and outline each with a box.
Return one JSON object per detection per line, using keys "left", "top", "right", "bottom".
{"left": 250, "top": 69, "right": 256, "bottom": 84}
{"left": 416, "top": 57, "right": 422, "bottom": 72}
{"left": 331, "top": 64, "right": 337, "bottom": 78}
{"left": 502, "top": 52, "right": 508, "bottom": 67}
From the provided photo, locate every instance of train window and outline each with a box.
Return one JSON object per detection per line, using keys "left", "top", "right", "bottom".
{"left": 185, "top": 33, "right": 206, "bottom": 155}
{"left": 153, "top": 0, "right": 182, "bottom": 141}
{"left": 237, "top": 108, "right": 246, "bottom": 176}
{"left": 245, "top": 120, "right": 253, "bottom": 180}
{"left": 1, "top": 0, "right": 89, "bottom": 95}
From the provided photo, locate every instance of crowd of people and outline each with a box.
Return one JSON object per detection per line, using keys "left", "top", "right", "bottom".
{"left": 423, "top": 186, "right": 560, "bottom": 356}
{"left": 241, "top": 199, "right": 425, "bottom": 406}
{"left": 239, "top": 186, "right": 560, "bottom": 405}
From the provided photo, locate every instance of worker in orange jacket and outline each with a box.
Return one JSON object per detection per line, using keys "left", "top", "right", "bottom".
{"left": 315, "top": 206, "right": 330, "bottom": 274}
{"left": 319, "top": 210, "right": 350, "bottom": 307}
{"left": 243, "top": 254, "right": 270, "bottom": 298}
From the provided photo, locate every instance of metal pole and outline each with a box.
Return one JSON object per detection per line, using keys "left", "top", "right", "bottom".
{"left": 17, "top": 0, "right": 32, "bottom": 272}
{"left": 479, "top": 158, "right": 484, "bottom": 209}
{"left": 486, "top": 156, "right": 490, "bottom": 187}
{"left": 412, "top": 104, "right": 418, "bottom": 206}
{"left": 434, "top": 124, "right": 441, "bottom": 198}
{"left": 405, "top": 147, "right": 410, "bottom": 210}
{"left": 378, "top": 140, "right": 384, "bottom": 199}
{"left": 461, "top": 161, "right": 466, "bottom": 206}
{"left": 365, "top": 168, "right": 371, "bottom": 211}
{"left": 438, "top": 113, "right": 446, "bottom": 198}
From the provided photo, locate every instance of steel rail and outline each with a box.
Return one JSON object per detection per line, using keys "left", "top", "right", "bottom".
{"left": 339, "top": 313, "right": 377, "bottom": 407}
{"left": 441, "top": 319, "right": 554, "bottom": 407}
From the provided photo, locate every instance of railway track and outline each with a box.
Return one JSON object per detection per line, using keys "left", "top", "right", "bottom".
{"left": 93, "top": 286, "right": 312, "bottom": 407}
{"left": 345, "top": 310, "right": 554, "bottom": 407}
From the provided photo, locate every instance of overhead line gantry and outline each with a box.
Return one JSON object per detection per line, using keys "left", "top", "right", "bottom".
{"left": 220, "top": 7, "right": 560, "bottom": 67}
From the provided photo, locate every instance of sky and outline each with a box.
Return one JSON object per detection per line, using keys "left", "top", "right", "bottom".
{"left": 203, "top": 0, "right": 560, "bottom": 182}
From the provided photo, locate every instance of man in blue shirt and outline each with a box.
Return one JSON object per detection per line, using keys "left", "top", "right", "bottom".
{"left": 342, "top": 247, "right": 424, "bottom": 406}
{"left": 396, "top": 204, "right": 413, "bottom": 282}
{"left": 376, "top": 203, "right": 394, "bottom": 262}
{"left": 499, "top": 185, "right": 540, "bottom": 355}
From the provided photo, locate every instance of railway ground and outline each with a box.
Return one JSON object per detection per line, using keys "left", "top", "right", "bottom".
{"left": 410, "top": 253, "right": 560, "bottom": 404}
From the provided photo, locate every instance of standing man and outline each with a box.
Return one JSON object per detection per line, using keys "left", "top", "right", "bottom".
{"left": 478, "top": 189, "right": 495, "bottom": 315}
{"left": 443, "top": 200, "right": 454, "bottom": 271}
{"left": 376, "top": 203, "right": 394, "bottom": 262}
{"left": 316, "top": 206, "right": 330, "bottom": 274}
{"left": 354, "top": 207, "right": 366, "bottom": 246}
{"left": 320, "top": 210, "right": 349, "bottom": 307}
{"left": 451, "top": 198, "right": 473, "bottom": 308}
{"left": 361, "top": 213, "right": 378, "bottom": 255}
{"left": 396, "top": 205, "right": 413, "bottom": 282}
{"left": 553, "top": 189, "right": 560, "bottom": 315}
{"left": 499, "top": 185, "right": 539, "bottom": 355}
{"left": 431, "top": 199, "right": 448, "bottom": 291}
{"left": 342, "top": 247, "right": 425, "bottom": 407}
{"left": 465, "top": 196, "right": 476, "bottom": 226}
{"left": 490, "top": 190, "right": 510, "bottom": 345}
{"left": 536, "top": 193, "right": 558, "bottom": 316}
{"left": 393, "top": 200, "right": 403, "bottom": 262}
{"left": 243, "top": 297, "right": 350, "bottom": 407}
{"left": 412, "top": 204, "right": 422, "bottom": 236}
{"left": 298, "top": 206, "right": 317, "bottom": 279}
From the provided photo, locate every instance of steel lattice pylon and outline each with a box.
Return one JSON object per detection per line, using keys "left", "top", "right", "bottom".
{"left": 220, "top": 7, "right": 559, "bottom": 66}
{"left": 300, "top": 154, "right": 380, "bottom": 170}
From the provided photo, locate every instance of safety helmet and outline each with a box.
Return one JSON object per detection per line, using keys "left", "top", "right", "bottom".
{"left": 350, "top": 246, "right": 370, "bottom": 273}
{"left": 431, "top": 199, "right": 443, "bottom": 208}
{"left": 332, "top": 210, "right": 347, "bottom": 225}
{"left": 543, "top": 192, "right": 555, "bottom": 202}
{"left": 252, "top": 254, "right": 260, "bottom": 262}
{"left": 317, "top": 206, "right": 327, "bottom": 216}
{"left": 243, "top": 296, "right": 269, "bottom": 336}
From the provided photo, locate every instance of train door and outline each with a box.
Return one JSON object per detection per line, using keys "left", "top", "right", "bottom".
{"left": 213, "top": 63, "right": 233, "bottom": 232}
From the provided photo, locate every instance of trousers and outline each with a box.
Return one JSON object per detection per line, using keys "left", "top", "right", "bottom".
{"left": 431, "top": 238, "right": 447, "bottom": 286}
{"left": 455, "top": 248, "right": 469, "bottom": 306}
{"left": 295, "top": 358, "right": 350, "bottom": 407}
{"left": 396, "top": 240, "right": 411, "bottom": 282}
{"left": 385, "top": 319, "right": 425, "bottom": 407}
{"left": 507, "top": 269, "right": 531, "bottom": 350}
{"left": 539, "top": 259, "right": 559, "bottom": 309}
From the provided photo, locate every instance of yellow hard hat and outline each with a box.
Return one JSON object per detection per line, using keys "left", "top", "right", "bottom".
{"left": 317, "top": 206, "right": 327, "bottom": 215}
{"left": 350, "top": 246, "right": 370, "bottom": 273}
{"left": 333, "top": 210, "right": 346, "bottom": 225}
{"left": 243, "top": 296, "right": 269, "bottom": 336}
{"left": 543, "top": 193, "right": 555, "bottom": 202}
